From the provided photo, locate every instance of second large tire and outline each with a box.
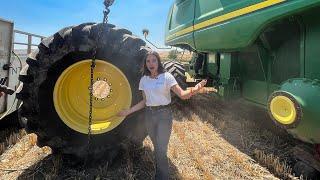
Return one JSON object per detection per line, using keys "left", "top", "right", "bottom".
{"left": 163, "top": 61, "right": 187, "bottom": 90}
{"left": 163, "top": 61, "right": 188, "bottom": 104}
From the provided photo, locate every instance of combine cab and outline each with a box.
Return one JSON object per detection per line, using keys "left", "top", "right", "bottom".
{"left": 165, "top": 0, "right": 320, "bottom": 175}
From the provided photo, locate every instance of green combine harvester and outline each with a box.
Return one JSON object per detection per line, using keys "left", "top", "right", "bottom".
{"left": 1, "top": 0, "right": 319, "bottom": 177}
{"left": 164, "top": 0, "right": 320, "bottom": 175}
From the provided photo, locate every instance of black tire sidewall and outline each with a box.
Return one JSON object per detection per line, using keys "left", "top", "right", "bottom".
{"left": 25, "top": 24, "right": 148, "bottom": 157}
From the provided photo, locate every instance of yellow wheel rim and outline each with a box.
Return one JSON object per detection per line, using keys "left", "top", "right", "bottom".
{"left": 53, "top": 60, "right": 132, "bottom": 134}
{"left": 270, "top": 96, "right": 297, "bottom": 125}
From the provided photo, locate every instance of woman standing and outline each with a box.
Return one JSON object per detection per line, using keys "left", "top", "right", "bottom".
{"left": 118, "top": 51, "right": 206, "bottom": 180}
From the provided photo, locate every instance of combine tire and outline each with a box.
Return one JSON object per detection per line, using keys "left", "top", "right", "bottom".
{"left": 17, "top": 23, "right": 149, "bottom": 161}
{"left": 163, "top": 61, "right": 187, "bottom": 90}
{"left": 163, "top": 61, "right": 188, "bottom": 104}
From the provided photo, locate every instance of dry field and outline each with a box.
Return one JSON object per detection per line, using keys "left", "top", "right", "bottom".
{"left": 159, "top": 50, "right": 193, "bottom": 62}
{"left": 0, "top": 95, "right": 302, "bottom": 179}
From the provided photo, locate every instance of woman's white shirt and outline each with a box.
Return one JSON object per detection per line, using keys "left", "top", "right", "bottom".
{"left": 139, "top": 72, "right": 178, "bottom": 106}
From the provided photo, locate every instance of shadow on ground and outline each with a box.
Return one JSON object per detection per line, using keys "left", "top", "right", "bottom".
{"left": 172, "top": 94, "right": 300, "bottom": 179}
{"left": 0, "top": 111, "right": 22, "bottom": 131}
{"left": 17, "top": 145, "right": 181, "bottom": 180}
{"left": 0, "top": 111, "right": 26, "bottom": 156}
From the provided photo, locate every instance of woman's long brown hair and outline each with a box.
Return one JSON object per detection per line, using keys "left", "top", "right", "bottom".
{"left": 141, "top": 51, "right": 165, "bottom": 76}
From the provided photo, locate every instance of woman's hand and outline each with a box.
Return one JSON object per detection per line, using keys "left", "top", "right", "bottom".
{"left": 117, "top": 109, "right": 131, "bottom": 117}
{"left": 193, "top": 79, "right": 207, "bottom": 93}
{"left": 117, "top": 93, "right": 146, "bottom": 117}
{"left": 171, "top": 79, "right": 207, "bottom": 100}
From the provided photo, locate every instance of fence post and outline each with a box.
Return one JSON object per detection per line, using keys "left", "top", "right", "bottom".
{"left": 27, "top": 35, "right": 32, "bottom": 54}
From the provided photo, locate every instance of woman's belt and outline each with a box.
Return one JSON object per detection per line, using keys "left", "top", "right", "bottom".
{"left": 146, "top": 104, "right": 171, "bottom": 111}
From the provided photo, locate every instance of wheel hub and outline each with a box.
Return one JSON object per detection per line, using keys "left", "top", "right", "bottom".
{"left": 93, "top": 80, "right": 111, "bottom": 99}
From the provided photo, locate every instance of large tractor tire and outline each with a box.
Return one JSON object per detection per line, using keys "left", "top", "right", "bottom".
{"left": 17, "top": 23, "right": 150, "bottom": 161}
{"left": 163, "top": 61, "right": 187, "bottom": 90}
{"left": 163, "top": 61, "right": 188, "bottom": 104}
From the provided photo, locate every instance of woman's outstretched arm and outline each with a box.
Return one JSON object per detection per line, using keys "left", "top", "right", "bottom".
{"left": 118, "top": 91, "right": 146, "bottom": 117}
{"left": 171, "top": 79, "right": 207, "bottom": 100}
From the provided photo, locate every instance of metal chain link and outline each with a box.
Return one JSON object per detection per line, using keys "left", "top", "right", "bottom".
{"left": 84, "top": 0, "right": 114, "bottom": 166}
{"left": 103, "top": 0, "right": 114, "bottom": 23}
{"left": 87, "top": 48, "right": 96, "bottom": 150}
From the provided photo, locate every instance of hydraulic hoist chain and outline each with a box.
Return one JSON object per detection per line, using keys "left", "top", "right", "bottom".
{"left": 85, "top": 0, "right": 114, "bottom": 165}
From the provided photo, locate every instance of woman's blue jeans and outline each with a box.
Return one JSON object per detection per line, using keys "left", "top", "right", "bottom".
{"left": 145, "top": 106, "right": 173, "bottom": 180}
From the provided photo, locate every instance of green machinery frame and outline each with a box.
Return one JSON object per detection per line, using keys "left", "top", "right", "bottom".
{"left": 165, "top": 0, "right": 320, "bottom": 145}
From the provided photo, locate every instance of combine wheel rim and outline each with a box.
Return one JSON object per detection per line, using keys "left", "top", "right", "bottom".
{"left": 53, "top": 59, "right": 132, "bottom": 134}
{"left": 268, "top": 91, "right": 302, "bottom": 129}
{"left": 270, "top": 96, "right": 296, "bottom": 125}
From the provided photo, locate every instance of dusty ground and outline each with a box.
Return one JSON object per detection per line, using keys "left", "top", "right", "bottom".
{"left": 0, "top": 95, "right": 302, "bottom": 179}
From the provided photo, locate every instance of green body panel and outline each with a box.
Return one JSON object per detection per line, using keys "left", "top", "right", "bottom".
{"left": 279, "top": 79, "right": 320, "bottom": 144}
{"left": 193, "top": 0, "right": 320, "bottom": 51}
{"left": 219, "top": 53, "right": 232, "bottom": 84}
{"left": 165, "top": 0, "right": 196, "bottom": 49}
{"left": 217, "top": 53, "right": 240, "bottom": 99}
{"left": 166, "top": 34, "right": 195, "bottom": 50}
{"left": 165, "top": 0, "right": 320, "bottom": 144}
{"left": 207, "top": 53, "right": 218, "bottom": 78}
{"left": 303, "top": 10, "right": 320, "bottom": 79}
{"left": 242, "top": 80, "right": 267, "bottom": 105}
{"left": 194, "top": 0, "right": 263, "bottom": 23}
{"left": 165, "top": 0, "right": 320, "bottom": 50}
